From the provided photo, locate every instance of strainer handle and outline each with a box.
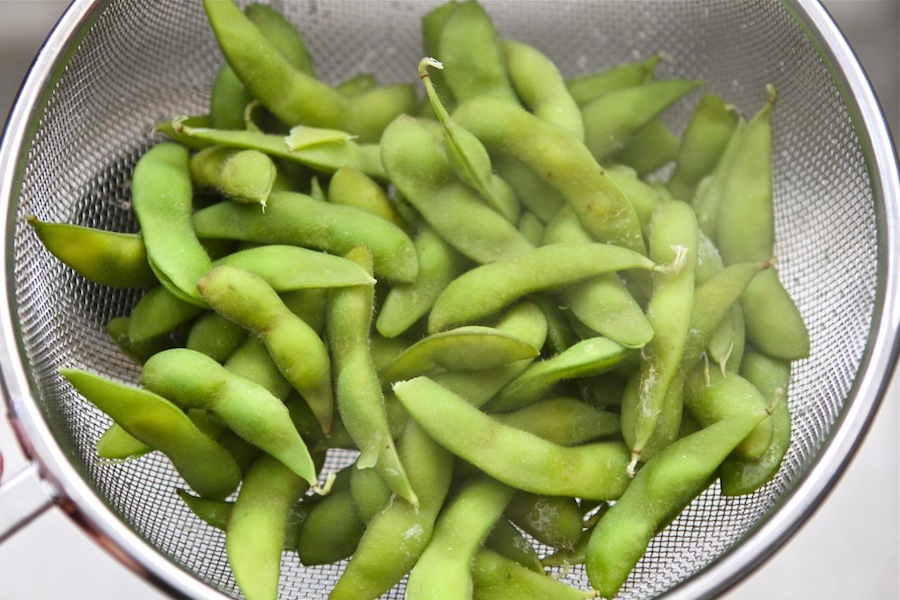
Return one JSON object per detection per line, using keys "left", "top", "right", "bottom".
{"left": 0, "top": 457, "right": 55, "bottom": 544}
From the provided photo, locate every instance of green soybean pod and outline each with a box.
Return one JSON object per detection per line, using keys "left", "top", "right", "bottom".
{"left": 202, "top": 0, "right": 406, "bottom": 143}
{"left": 491, "top": 396, "right": 621, "bottom": 445}
{"left": 227, "top": 453, "right": 309, "bottom": 600}
{"left": 105, "top": 316, "right": 174, "bottom": 366}
{"left": 329, "top": 421, "right": 455, "bottom": 600}
{"left": 429, "top": 301, "right": 548, "bottom": 409}
{"left": 212, "top": 244, "right": 377, "bottom": 292}
{"left": 504, "top": 491, "right": 583, "bottom": 551}
{"left": 295, "top": 488, "right": 365, "bottom": 566}
{"left": 720, "top": 348, "right": 792, "bottom": 495}
{"left": 209, "top": 65, "right": 253, "bottom": 131}
{"left": 326, "top": 246, "right": 418, "bottom": 506}
{"left": 197, "top": 265, "right": 333, "bottom": 434}
{"left": 472, "top": 548, "right": 597, "bottom": 600}
{"left": 244, "top": 2, "right": 315, "bottom": 77}
{"left": 224, "top": 336, "right": 293, "bottom": 401}
{"left": 614, "top": 119, "right": 681, "bottom": 177}
{"left": 503, "top": 39, "right": 584, "bottom": 140}
{"left": 428, "top": 242, "right": 657, "bottom": 334}
{"left": 684, "top": 366, "right": 774, "bottom": 460}
{"left": 140, "top": 348, "right": 319, "bottom": 486}
{"left": 193, "top": 192, "right": 418, "bottom": 283}
{"left": 405, "top": 475, "right": 516, "bottom": 600}
{"left": 622, "top": 200, "right": 698, "bottom": 472}
{"left": 171, "top": 118, "right": 385, "bottom": 179}
{"left": 376, "top": 224, "right": 469, "bottom": 339}
{"left": 581, "top": 79, "right": 703, "bottom": 163}
{"left": 437, "top": 0, "right": 519, "bottom": 104}
{"left": 492, "top": 155, "right": 565, "bottom": 223}
{"left": 96, "top": 422, "right": 152, "bottom": 461}
{"left": 327, "top": 166, "right": 407, "bottom": 229}
{"left": 185, "top": 312, "right": 247, "bottom": 363}
{"left": 28, "top": 216, "right": 156, "bottom": 288}
{"left": 349, "top": 466, "right": 392, "bottom": 524}
{"left": 667, "top": 93, "right": 741, "bottom": 202}
{"left": 706, "top": 304, "right": 745, "bottom": 373}
{"left": 378, "top": 326, "right": 540, "bottom": 384}
{"left": 453, "top": 97, "right": 646, "bottom": 254}
{"left": 394, "top": 376, "right": 631, "bottom": 501}
{"left": 131, "top": 142, "right": 211, "bottom": 307}
{"left": 380, "top": 115, "right": 535, "bottom": 265}
{"left": 127, "top": 286, "right": 205, "bottom": 344}
{"left": 585, "top": 405, "right": 772, "bottom": 599}
{"left": 60, "top": 368, "right": 241, "bottom": 499}
{"left": 482, "top": 518, "right": 544, "bottom": 573}
{"left": 715, "top": 88, "right": 809, "bottom": 360}
{"left": 488, "top": 337, "right": 635, "bottom": 412}
{"left": 565, "top": 55, "right": 659, "bottom": 106}
{"left": 216, "top": 149, "right": 277, "bottom": 209}
{"left": 421, "top": 0, "right": 459, "bottom": 103}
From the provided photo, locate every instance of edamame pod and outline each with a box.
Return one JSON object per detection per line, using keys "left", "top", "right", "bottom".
{"left": 491, "top": 396, "right": 621, "bottom": 445}
{"left": 585, "top": 404, "right": 773, "bottom": 599}
{"left": 329, "top": 421, "right": 455, "bottom": 600}
{"left": 565, "top": 55, "right": 658, "bottom": 106}
{"left": 614, "top": 119, "right": 681, "bottom": 177}
{"left": 131, "top": 143, "right": 211, "bottom": 306}
{"left": 504, "top": 38, "right": 584, "bottom": 140}
{"left": 61, "top": 368, "right": 241, "bottom": 499}
{"left": 227, "top": 454, "right": 309, "bottom": 600}
{"left": 472, "top": 548, "right": 597, "bottom": 600}
{"left": 105, "top": 316, "right": 173, "bottom": 366}
{"left": 405, "top": 475, "right": 516, "bottom": 600}
{"left": 376, "top": 224, "right": 469, "bottom": 338}
{"left": 28, "top": 217, "right": 156, "bottom": 288}
{"left": 667, "top": 93, "right": 741, "bottom": 202}
{"left": 488, "top": 337, "right": 634, "bottom": 412}
{"left": 394, "top": 376, "right": 631, "bottom": 500}
{"left": 453, "top": 97, "right": 647, "bottom": 253}
{"left": 623, "top": 201, "right": 698, "bottom": 472}
{"left": 720, "top": 348, "right": 793, "bottom": 495}
{"left": 197, "top": 265, "right": 334, "bottom": 434}
{"left": 581, "top": 79, "right": 702, "bottom": 162}
{"left": 186, "top": 312, "right": 247, "bottom": 363}
{"left": 327, "top": 166, "right": 407, "bottom": 229}
{"left": 140, "top": 348, "right": 319, "bottom": 486}
{"left": 127, "top": 286, "right": 205, "bottom": 344}
{"left": 380, "top": 115, "right": 535, "bottom": 265}
{"left": 504, "top": 491, "right": 583, "bottom": 551}
{"left": 193, "top": 192, "right": 418, "bottom": 283}
{"left": 326, "top": 246, "right": 417, "bottom": 506}
{"left": 482, "top": 518, "right": 544, "bottom": 573}
{"left": 212, "top": 244, "right": 377, "bottom": 291}
{"left": 96, "top": 423, "right": 151, "bottom": 461}
{"left": 295, "top": 488, "right": 365, "bottom": 565}
{"left": 428, "top": 242, "right": 657, "bottom": 333}
{"left": 378, "top": 325, "right": 540, "bottom": 383}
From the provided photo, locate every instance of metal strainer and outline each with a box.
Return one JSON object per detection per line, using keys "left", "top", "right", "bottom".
{"left": 0, "top": 1, "right": 897, "bottom": 598}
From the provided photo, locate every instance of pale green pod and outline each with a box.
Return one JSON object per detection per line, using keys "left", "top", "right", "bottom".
{"left": 349, "top": 466, "right": 392, "bottom": 524}
{"left": 378, "top": 326, "right": 540, "bottom": 383}
{"left": 140, "top": 348, "right": 319, "bottom": 485}
{"left": 327, "top": 166, "right": 407, "bottom": 229}
{"left": 684, "top": 366, "right": 774, "bottom": 460}
{"left": 376, "top": 224, "right": 469, "bottom": 339}
{"left": 565, "top": 55, "right": 658, "bottom": 106}
{"left": 217, "top": 149, "right": 277, "bottom": 208}
{"left": 193, "top": 191, "right": 418, "bottom": 283}
{"left": 96, "top": 423, "right": 152, "bottom": 461}
{"left": 127, "top": 286, "right": 205, "bottom": 344}
{"left": 488, "top": 337, "right": 635, "bottom": 412}
{"left": 295, "top": 488, "right": 365, "bottom": 565}
{"left": 196, "top": 265, "right": 333, "bottom": 434}
{"left": 581, "top": 79, "right": 702, "bottom": 162}
{"left": 473, "top": 549, "right": 596, "bottom": 600}
{"left": 186, "top": 312, "right": 247, "bottom": 363}
{"left": 212, "top": 244, "right": 377, "bottom": 291}
{"left": 105, "top": 316, "right": 174, "bottom": 366}
{"left": 613, "top": 118, "right": 681, "bottom": 177}
{"left": 429, "top": 301, "right": 548, "bottom": 409}
{"left": 132, "top": 142, "right": 211, "bottom": 306}
{"left": 504, "top": 38, "right": 584, "bottom": 140}
{"left": 482, "top": 518, "right": 544, "bottom": 573}
{"left": 394, "top": 376, "right": 631, "bottom": 501}
{"left": 61, "top": 368, "right": 241, "bottom": 500}
{"left": 505, "top": 491, "right": 583, "bottom": 551}
{"left": 428, "top": 242, "right": 657, "bottom": 333}
{"left": 326, "top": 246, "right": 417, "bottom": 506}
{"left": 405, "top": 475, "right": 516, "bottom": 600}
{"left": 491, "top": 396, "right": 621, "bottom": 445}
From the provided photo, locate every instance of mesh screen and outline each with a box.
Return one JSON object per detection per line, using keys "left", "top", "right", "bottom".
{"left": 6, "top": 0, "right": 881, "bottom": 598}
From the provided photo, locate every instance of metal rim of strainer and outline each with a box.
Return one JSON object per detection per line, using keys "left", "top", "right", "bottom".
{"left": 0, "top": 1, "right": 898, "bottom": 599}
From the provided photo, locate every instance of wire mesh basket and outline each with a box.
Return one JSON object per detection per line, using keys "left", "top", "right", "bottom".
{"left": 0, "top": 1, "right": 898, "bottom": 599}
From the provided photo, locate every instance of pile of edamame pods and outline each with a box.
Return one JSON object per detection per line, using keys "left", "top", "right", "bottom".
{"left": 30, "top": 0, "right": 811, "bottom": 598}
